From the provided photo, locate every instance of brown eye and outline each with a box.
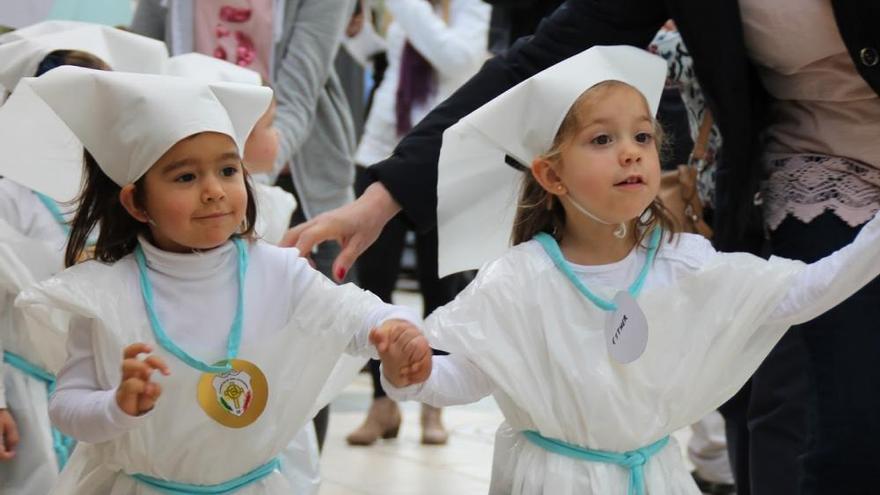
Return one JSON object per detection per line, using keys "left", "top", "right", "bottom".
{"left": 591, "top": 134, "right": 611, "bottom": 145}
{"left": 635, "top": 132, "right": 653, "bottom": 144}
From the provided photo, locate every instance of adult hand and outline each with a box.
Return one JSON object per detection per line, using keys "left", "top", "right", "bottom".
{"left": 281, "top": 182, "right": 401, "bottom": 281}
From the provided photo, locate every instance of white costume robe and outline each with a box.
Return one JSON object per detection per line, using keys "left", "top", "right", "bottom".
{"left": 17, "top": 238, "right": 417, "bottom": 494}
{"left": 386, "top": 213, "right": 880, "bottom": 494}
{"left": 0, "top": 178, "right": 67, "bottom": 493}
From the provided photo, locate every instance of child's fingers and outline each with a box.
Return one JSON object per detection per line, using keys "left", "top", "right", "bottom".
{"left": 369, "top": 327, "right": 389, "bottom": 353}
{"left": 0, "top": 412, "right": 19, "bottom": 459}
{"left": 122, "top": 359, "right": 154, "bottom": 381}
{"left": 122, "top": 343, "right": 153, "bottom": 360}
{"left": 143, "top": 355, "right": 171, "bottom": 376}
{"left": 117, "top": 378, "right": 146, "bottom": 416}
{"left": 138, "top": 382, "right": 163, "bottom": 413}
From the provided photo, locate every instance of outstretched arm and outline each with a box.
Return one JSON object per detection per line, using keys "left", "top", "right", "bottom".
{"left": 381, "top": 353, "right": 494, "bottom": 407}
{"left": 770, "top": 212, "right": 880, "bottom": 326}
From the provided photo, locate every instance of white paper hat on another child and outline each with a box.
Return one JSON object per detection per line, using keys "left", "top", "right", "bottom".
{"left": 0, "top": 20, "right": 168, "bottom": 94}
{"left": 0, "top": 21, "right": 170, "bottom": 200}
{"left": 164, "top": 53, "right": 298, "bottom": 244}
{"left": 163, "top": 52, "right": 264, "bottom": 86}
{"left": 436, "top": 45, "right": 667, "bottom": 277}
{"left": 7, "top": 66, "right": 273, "bottom": 191}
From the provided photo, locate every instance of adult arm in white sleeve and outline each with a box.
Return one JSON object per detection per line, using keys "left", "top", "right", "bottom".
{"left": 381, "top": 353, "right": 494, "bottom": 407}
{"left": 385, "top": 0, "right": 490, "bottom": 79}
{"left": 49, "top": 317, "right": 148, "bottom": 443}
{"left": 769, "top": 212, "right": 880, "bottom": 326}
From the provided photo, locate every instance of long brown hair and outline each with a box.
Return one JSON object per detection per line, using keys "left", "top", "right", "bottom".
{"left": 65, "top": 151, "right": 258, "bottom": 267}
{"left": 511, "top": 81, "right": 678, "bottom": 248}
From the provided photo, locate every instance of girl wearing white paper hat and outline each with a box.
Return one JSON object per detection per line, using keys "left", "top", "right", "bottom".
{"left": 12, "top": 66, "right": 431, "bottom": 494}
{"left": 379, "top": 45, "right": 880, "bottom": 495}
{"left": 0, "top": 21, "right": 167, "bottom": 493}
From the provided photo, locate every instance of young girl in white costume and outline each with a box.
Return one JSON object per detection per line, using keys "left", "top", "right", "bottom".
{"left": 13, "top": 66, "right": 431, "bottom": 494}
{"left": 381, "top": 45, "right": 880, "bottom": 494}
{"left": 0, "top": 21, "right": 167, "bottom": 493}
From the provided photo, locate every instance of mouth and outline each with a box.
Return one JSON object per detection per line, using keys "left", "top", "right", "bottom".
{"left": 614, "top": 175, "right": 646, "bottom": 188}
{"left": 193, "top": 211, "right": 233, "bottom": 220}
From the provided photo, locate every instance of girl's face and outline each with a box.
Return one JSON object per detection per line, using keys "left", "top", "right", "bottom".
{"left": 127, "top": 132, "right": 249, "bottom": 252}
{"left": 541, "top": 84, "right": 661, "bottom": 225}
{"left": 243, "top": 99, "right": 279, "bottom": 174}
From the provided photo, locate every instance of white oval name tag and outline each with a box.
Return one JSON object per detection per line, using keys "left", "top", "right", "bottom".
{"left": 604, "top": 291, "right": 649, "bottom": 364}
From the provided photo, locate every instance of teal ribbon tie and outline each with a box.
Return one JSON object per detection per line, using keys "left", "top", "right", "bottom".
{"left": 523, "top": 430, "right": 669, "bottom": 495}
{"left": 131, "top": 457, "right": 281, "bottom": 494}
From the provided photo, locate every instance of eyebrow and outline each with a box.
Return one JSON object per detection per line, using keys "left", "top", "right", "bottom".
{"left": 216, "top": 151, "right": 241, "bottom": 162}
{"left": 580, "top": 115, "right": 653, "bottom": 130}
{"left": 161, "top": 158, "right": 197, "bottom": 174}
{"left": 162, "top": 151, "right": 240, "bottom": 173}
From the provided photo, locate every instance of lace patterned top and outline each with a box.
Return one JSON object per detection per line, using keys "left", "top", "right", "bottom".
{"left": 738, "top": 0, "right": 880, "bottom": 229}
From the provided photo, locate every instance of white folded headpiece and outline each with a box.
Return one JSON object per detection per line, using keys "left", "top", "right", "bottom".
{"left": 11, "top": 66, "right": 273, "bottom": 188}
{"left": 0, "top": 20, "right": 168, "bottom": 94}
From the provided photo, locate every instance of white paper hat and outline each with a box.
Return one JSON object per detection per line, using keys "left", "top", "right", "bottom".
{"left": 2, "top": 66, "right": 272, "bottom": 195}
{"left": 163, "top": 52, "right": 263, "bottom": 86}
{"left": 436, "top": 45, "right": 667, "bottom": 276}
{"left": 0, "top": 20, "right": 168, "bottom": 94}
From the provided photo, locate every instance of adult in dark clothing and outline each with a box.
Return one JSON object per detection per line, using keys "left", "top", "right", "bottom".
{"left": 485, "top": 0, "right": 565, "bottom": 54}
{"left": 284, "top": 2, "right": 880, "bottom": 494}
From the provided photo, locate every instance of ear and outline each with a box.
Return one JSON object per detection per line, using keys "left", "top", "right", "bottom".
{"left": 531, "top": 158, "right": 566, "bottom": 197}
{"left": 119, "top": 184, "right": 149, "bottom": 223}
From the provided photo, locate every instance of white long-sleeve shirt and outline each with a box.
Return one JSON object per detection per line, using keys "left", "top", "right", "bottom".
{"left": 354, "top": 0, "right": 490, "bottom": 166}
{"left": 386, "top": 214, "right": 880, "bottom": 407}
{"left": 49, "top": 238, "right": 418, "bottom": 444}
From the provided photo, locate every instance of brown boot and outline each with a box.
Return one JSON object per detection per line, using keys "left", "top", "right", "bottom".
{"left": 346, "top": 397, "right": 401, "bottom": 446}
{"left": 420, "top": 404, "right": 449, "bottom": 445}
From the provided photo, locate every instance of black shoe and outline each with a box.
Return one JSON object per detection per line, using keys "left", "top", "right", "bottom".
{"left": 692, "top": 471, "right": 736, "bottom": 495}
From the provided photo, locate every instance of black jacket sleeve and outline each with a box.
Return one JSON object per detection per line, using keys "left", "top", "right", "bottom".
{"left": 367, "top": 0, "right": 668, "bottom": 232}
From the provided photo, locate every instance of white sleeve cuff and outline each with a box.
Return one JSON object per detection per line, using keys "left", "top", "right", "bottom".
{"left": 379, "top": 364, "right": 426, "bottom": 401}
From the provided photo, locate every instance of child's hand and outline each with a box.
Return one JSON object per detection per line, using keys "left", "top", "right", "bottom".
{"left": 0, "top": 409, "right": 18, "bottom": 461}
{"left": 370, "top": 319, "right": 432, "bottom": 388}
{"left": 116, "top": 343, "right": 170, "bottom": 417}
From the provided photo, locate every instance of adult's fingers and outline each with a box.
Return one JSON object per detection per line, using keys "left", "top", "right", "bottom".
{"left": 1, "top": 413, "right": 19, "bottom": 456}
{"left": 331, "top": 233, "right": 368, "bottom": 282}
{"left": 280, "top": 220, "right": 312, "bottom": 249}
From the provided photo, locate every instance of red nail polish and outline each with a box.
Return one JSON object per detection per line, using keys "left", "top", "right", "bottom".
{"left": 336, "top": 267, "right": 347, "bottom": 280}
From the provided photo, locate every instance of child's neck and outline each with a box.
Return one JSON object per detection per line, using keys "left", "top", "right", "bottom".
{"left": 558, "top": 220, "right": 638, "bottom": 266}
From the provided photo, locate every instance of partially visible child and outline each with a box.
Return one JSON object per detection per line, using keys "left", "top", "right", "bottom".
{"left": 163, "top": 53, "right": 292, "bottom": 245}
{"left": 0, "top": 21, "right": 167, "bottom": 493}
{"left": 381, "top": 46, "right": 880, "bottom": 494}
{"left": 13, "top": 67, "right": 430, "bottom": 494}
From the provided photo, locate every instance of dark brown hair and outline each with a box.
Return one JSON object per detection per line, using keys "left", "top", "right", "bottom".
{"left": 65, "top": 151, "right": 258, "bottom": 267}
{"left": 35, "top": 50, "right": 111, "bottom": 77}
{"left": 511, "top": 81, "right": 678, "bottom": 248}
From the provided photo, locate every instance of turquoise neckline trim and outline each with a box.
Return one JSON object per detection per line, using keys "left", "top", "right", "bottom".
{"left": 131, "top": 457, "right": 280, "bottom": 494}
{"left": 3, "top": 351, "right": 75, "bottom": 469}
{"left": 523, "top": 430, "right": 669, "bottom": 495}
{"left": 533, "top": 227, "right": 662, "bottom": 312}
{"left": 134, "top": 238, "right": 248, "bottom": 374}
{"left": 33, "top": 191, "right": 70, "bottom": 235}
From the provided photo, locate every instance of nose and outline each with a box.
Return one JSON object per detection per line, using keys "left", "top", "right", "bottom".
{"left": 201, "top": 176, "right": 226, "bottom": 203}
{"left": 620, "top": 140, "right": 642, "bottom": 167}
